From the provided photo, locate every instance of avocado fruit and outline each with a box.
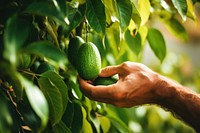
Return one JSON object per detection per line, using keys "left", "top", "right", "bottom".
{"left": 68, "top": 36, "right": 85, "bottom": 68}
{"left": 93, "top": 76, "right": 118, "bottom": 86}
{"left": 77, "top": 42, "right": 101, "bottom": 80}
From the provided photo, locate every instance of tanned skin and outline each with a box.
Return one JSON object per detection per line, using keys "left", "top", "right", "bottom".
{"left": 78, "top": 61, "right": 200, "bottom": 132}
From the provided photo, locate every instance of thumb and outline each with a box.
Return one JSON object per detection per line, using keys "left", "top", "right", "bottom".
{"left": 99, "top": 65, "right": 121, "bottom": 77}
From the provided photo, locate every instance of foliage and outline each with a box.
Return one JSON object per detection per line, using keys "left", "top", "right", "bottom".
{"left": 0, "top": 0, "right": 199, "bottom": 132}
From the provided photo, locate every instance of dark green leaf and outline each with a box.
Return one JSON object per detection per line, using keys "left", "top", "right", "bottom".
{"left": 53, "top": 121, "right": 71, "bottom": 133}
{"left": 40, "top": 71, "right": 68, "bottom": 114}
{"left": 0, "top": 91, "right": 13, "bottom": 133}
{"left": 25, "top": 41, "right": 68, "bottom": 69}
{"left": 65, "top": 3, "right": 85, "bottom": 36}
{"left": 3, "top": 14, "right": 30, "bottom": 65}
{"left": 38, "top": 73, "right": 63, "bottom": 126}
{"left": 18, "top": 74, "right": 49, "bottom": 130}
{"left": 131, "top": 3, "right": 141, "bottom": 27}
{"left": 25, "top": 1, "right": 69, "bottom": 26}
{"left": 115, "top": 0, "right": 132, "bottom": 32}
{"left": 125, "top": 29, "right": 141, "bottom": 55}
{"left": 147, "top": 28, "right": 166, "bottom": 62}
{"left": 171, "top": 0, "right": 187, "bottom": 21}
{"left": 164, "top": 18, "right": 188, "bottom": 42}
{"left": 86, "top": 0, "right": 106, "bottom": 35}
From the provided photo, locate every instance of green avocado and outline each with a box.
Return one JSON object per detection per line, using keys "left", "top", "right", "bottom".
{"left": 93, "top": 76, "right": 118, "bottom": 86}
{"left": 68, "top": 36, "right": 85, "bottom": 68}
{"left": 77, "top": 42, "right": 101, "bottom": 80}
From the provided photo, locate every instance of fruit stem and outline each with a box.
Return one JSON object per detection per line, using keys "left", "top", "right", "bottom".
{"left": 84, "top": 17, "right": 89, "bottom": 43}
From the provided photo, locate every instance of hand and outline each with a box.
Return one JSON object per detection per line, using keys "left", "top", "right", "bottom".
{"left": 78, "top": 61, "right": 160, "bottom": 107}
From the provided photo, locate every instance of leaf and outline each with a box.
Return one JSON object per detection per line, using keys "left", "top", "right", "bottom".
{"left": 38, "top": 71, "right": 68, "bottom": 126}
{"left": 65, "top": 3, "right": 85, "bottom": 36}
{"left": 171, "top": 0, "right": 187, "bottom": 21}
{"left": 147, "top": 28, "right": 166, "bottom": 62}
{"left": 164, "top": 18, "right": 188, "bottom": 42}
{"left": 125, "top": 29, "right": 141, "bottom": 55}
{"left": 25, "top": 41, "right": 68, "bottom": 69}
{"left": 0, "top": 92, "right": 13, "bottom": 133}
{"left": 40, "top": 71, "right": 68, "bottom": 114}
{"left": 131, "top": 3, "right": 141, "bottom": 27}
{"left": 18, "top": 74, "right": 49, "bottom": 130}
{"left": 53, "top": 121, "right": 71, "bottom": 133}
{"left": 82, "top": 107, "right": 93, "bottom": 133}
{"left": 99, "top": 116, "right": 111, "bottom": 133}
{"left": 105, "top": 108, "right": 130, "bottom": 133}
{"left": 138, "top": 0, "right": 151, "bottom": 26}
{"left": 115, "top": 0, "right": 132, "bottom": 32}
{"left": 3, "top": 14, "right": 30, "bottom": 65}
{"left": 186, "top": 0, "right": 197, "bottom": 21}
{"left": 25, "top": 1, "right": 69, "bottom": 26}
{"left": 86, "top": 0, "right": 106, "bottom": 35}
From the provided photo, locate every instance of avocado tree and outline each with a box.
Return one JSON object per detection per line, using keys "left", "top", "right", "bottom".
{"left": 0, "top": 0, "right": 199, "bottom": 132}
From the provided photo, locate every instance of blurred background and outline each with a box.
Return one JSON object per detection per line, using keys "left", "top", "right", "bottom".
{"left": 120, "top": 3, "right": 200, "bottom": 133}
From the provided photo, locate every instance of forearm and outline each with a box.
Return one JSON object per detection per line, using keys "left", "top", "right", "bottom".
{"left": 154, "top": 75, "right": 200, "bottom": 132}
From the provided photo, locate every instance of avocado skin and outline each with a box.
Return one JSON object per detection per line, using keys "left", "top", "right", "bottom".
{"left": 93, "top": 76, "right": 118, "bottom": 86}
{"left": 77, "top": 42, "right": 101, "bottom": 80}
{"left": 68, "top": 36, "right": 85, "bottom": 68}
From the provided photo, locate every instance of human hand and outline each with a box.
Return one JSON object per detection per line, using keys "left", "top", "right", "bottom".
{"left": 78, "top": 61, "right": 160, "bottom": 107}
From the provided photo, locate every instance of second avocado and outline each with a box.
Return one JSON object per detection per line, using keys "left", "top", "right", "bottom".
{"left": 77, "top": 42, "right": 101, "bottom": 80}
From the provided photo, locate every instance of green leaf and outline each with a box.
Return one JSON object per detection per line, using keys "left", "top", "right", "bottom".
{"left": 86, "top": 0, "right": 106, "bottom": 35}
{"left": 105, "top": 108, "right": 130, "bottom": 133}
{"left": 53, "top": 121, "right": 71, "bottom": 133}
{"left": 65, "top": 3, "right": 85, "bottom": 36}
{"left": 25, "top": 1, "right": 69, "bottom": 26}
{"left": 131, "top": 3, "right": 141, "bottom": 27}
{"left": 125, "top": 29, "right": 141, "bottom": 55}
{"left": 25, "top": 41, "right": 68, "bottom": 69}
{"left": 164, "top": 18, "right": 188, "bottom": 42}
{"left": 171, "top": 0, "right": 187, "bottom": 21}
{"left": 18, "top": 74, "right": 49, "bottom": 131}
{"left": 82, "top": 107, "right": 93, "bottom": 133}
{"left": 138, "top": 0, "right": 151, "bottom": 26}
{"left": 40, "top": 71, "right": 68, "bottom": 114}
{"left": 147, "top": 28, "right": 166, "bottom": 62}
{"left": 0, "top": 92, "right": 13, "bottom": 133}
{"left": 38, "top": 71, "right": 67, "bottom": 126}
{"left": 3, "top": 14, "right": 30, "bottom": 65}
{"left": 99, "top": 116, "right": 111, "bottom": 133}
{"left": 115, "top": 0, "right": 132, "bottom": 32}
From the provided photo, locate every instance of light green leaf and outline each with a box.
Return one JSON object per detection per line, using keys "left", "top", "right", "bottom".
{"left": 186, "top": 0, "right": 197, "bottom": 21}
{"left": 40, "top": 71, "right": 68, "bottom": 114}
{"left": 171, "top": 0, "right": 187, "bottom": 21}
{"left": 25, "top": 41, "right": 68, "bottom": 69}
{"left": 99, "top": 116, "right": 111, "bottom": 133}
{"left": 125, "top": 29, "right": 141, "bottom": 55}
{"left": 53, "top": 121, "right": 71, "bottom": 133}
{"left": 82, "top": 107, "right": 93, "bottom": 133}
{"left": 164, "top": 18, "right": 188, "bottom": 42}
{"left": 116, "top": 0, "right": 132, "bottom": 32}
{"left": 147, "top": 28, "right": 166, "bottom": 62}
{"left": 138, "top": 0, "right": 151, "bottom": 26}
{"left": 25, "top": 1, "right": 69, "bottom": 26}
{"left": 3, "top": 14, "right": 30, "bottom": 65}
{"left": 86, "top": 0, "right": 106, "bottom": 35}
{"left": 18, "top": 74, "right": 49, "bottom": 130}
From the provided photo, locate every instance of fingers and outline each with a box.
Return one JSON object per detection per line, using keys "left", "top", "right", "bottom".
{"left": 99, "top": 65, "right": 121, "bottom": 77}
